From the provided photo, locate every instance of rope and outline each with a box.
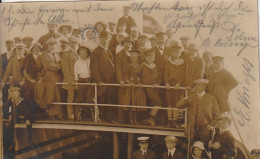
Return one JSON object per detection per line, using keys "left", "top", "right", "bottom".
{"left": 73, "top": 2, "right": 84, "bottom": 45}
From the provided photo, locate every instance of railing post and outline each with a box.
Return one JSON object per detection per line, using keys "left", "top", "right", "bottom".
{"left": 94, "top": 83, "right": 99, "bottom": 122}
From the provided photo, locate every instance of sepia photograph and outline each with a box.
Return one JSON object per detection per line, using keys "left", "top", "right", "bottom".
{"left": 0, "top": 0, "right": 259, "bottom": 159}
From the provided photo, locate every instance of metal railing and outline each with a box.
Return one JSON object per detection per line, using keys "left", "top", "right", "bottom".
{"left": 53, "top": 82, "right": 188, "bottom": 127}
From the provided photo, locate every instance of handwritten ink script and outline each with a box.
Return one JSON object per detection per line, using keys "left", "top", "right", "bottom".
{"left": 2, "top": 3, "right": 113, "bottom": 32}
{"left": 131, "top": 1, "right": 257, "bottom": 57}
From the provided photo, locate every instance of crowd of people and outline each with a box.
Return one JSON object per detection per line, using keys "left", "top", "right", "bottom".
{"left": 1, "top": 5, "right": 240, "bottom": 159}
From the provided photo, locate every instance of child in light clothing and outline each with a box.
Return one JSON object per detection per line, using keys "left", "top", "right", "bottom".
{"left": 74, "top": 46, "right": 94, "bottom": 121}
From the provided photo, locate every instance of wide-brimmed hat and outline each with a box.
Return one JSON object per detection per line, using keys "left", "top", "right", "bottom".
{"left": 57, "top": 24, "right": 72, "bottom": 34}
{"left": 94, "top": 21, "right": 107, "bottom": 31}
{"left": 192, "top": 141, "right": 205, "bottom": 150}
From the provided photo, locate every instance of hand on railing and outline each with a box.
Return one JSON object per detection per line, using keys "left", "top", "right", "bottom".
{"left": 165, "top": 83, "right": 170, "bottom": 89}
{"left": 97, "top": 81, "right": 103, "bottom": 86}
{"left": 120, "top": 81, "right": 126, "bottom": 87}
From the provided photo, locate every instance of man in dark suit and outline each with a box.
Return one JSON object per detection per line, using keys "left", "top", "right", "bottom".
{"left": 38, "top": 22, "right": 61, "bottom": 51}
{"left": 90, "top": 31, "right": 117, "bottom": 123}
{"left": 117, "top": 6, "right": 137, "bottom": 34}
{"left": 151, "top": 32, "right": 172, "bottom": 74}
{"left": 1, "top": 40, "right": 14, "bottom": 103}
{"left": 132, "top": 137, "right": 156, "bottom": 159}
{"left": 179, "top": 36, "right": 190, "bottom": 63}
{"left": 183, "top": 43, "right": 204, "bottom": 87}
{"left": 207, "top": 56, "right": 238, "bottom": 114}
{"left": 23, "top": 37, "right": 33, "bottom": 55}
{"left": 209, "top": 116, "right": 237, "bottom": 159}
{"left": 162, "top": 136, "right": 186, "bottom": 159}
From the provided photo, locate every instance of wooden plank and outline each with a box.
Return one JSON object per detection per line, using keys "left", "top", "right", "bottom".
{"left": 15, "top": 123, "right": 185, "bottom": 137}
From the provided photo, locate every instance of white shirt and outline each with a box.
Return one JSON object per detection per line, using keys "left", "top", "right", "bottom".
{"left": 140, "top": 149, "right": 147, "bottom": 156}
{"left": 116, "top": 45, "right": 124, "bottom": 54}
{"left": 197, "top": 91, "right": 206, "bottom": 98}
{"left": 215, "top": 66, "right": 224, "bottom": 73}
{"left": 168, "top": 148, "right": 176, "bottom": 157}
{"left": 157, "top": 45, "right": 165, "bottom": 55}
{"left": 6, "top": 50, "right": 13, "bottom": 60}
{"left": 74, "top": 58, "right": 91, "bottom": 80}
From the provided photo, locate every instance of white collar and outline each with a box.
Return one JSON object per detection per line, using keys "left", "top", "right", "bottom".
{"left": 125, "top": 51, "right": 131, "bottom": 57}
{"left": 15, "top": 97, "right": 24, "bottom": 105}
{"left": 99, "top": 44, "right": 108, "bottom": 50}
{"left": 7, "top": 50, "right": 13, "bottom": 59}
{"left": 168, "top": 148, "right": 176, "bottom": 156}
{"left": 144, "top": 63, "right": 156, "bottom": 69}
{"left": 215, "top": 67, "right": 224, "bottom": 73}
{"left": 197, "top": 91, "right": 205, "bottom": 97}
{"left": 190, "top": 53, "right": 197, "bottom": 59}
{"left": 168, "top": 58, "right": 184, "bottom": 65}
{"left": 17, "top": 55, "right": 25, "bottom": 60}
{"left": 124, "top": 15, "right": 129, "bottom": 18}
{"left": 33, "top": 53, "right": 41, "bottom": 59}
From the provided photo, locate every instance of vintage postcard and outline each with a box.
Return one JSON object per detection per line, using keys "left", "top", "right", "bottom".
{"left": 0, "top": 0, "right": 259, "bottom": 159}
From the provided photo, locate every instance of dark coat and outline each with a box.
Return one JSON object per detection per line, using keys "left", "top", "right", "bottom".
{"left": 90, "top": 45, "right": 116, "bottom": 96}
{"left": 207, "top": 69, "right": 238, "bottom": 113}
{"left": 150, "top": 46, "right": 172, "bottom": 80}
{"left": 211, "top": 130, "right": 237, "bottom": 159}
{"left": 162, "top": 149, "right": 186, "bottom": 159}
{"left": 132, "top": 149, "right": 156, "bottom": 159}
{"left": 37, "top": 32, "right": 61, "bottom": 51}
{"left": 184, "top": 55, "right": 204, "bottom": 86}
{"left": 2, "top": 56, "right": 25, "bottom": 84}
{"left": 117, "top": 16, "right": 137, "bottom": 34}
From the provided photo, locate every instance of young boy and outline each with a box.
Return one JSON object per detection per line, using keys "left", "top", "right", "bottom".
{"left": 132, "top": 136, "right": 156, "bottom": 159}
{"left": 162, "top": 136, "right": 185, "bottom": 159}
{"left": 209, "top": 116, "right": 237, "bottom": 159}
{"left": 74, "top": 46, "right": 93, "bottom": 121}
{"left": 138, "top": 50, "right": 163, "bottom": 126}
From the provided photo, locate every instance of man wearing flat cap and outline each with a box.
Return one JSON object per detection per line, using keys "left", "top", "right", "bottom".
{"left": 183, "top": 43, "right": 204, "bottom": 87}
{"left": 179, "top": 36, "right": 190, "bottom": 63}
{"left": 177, "top": 79, "right": 221, "bottom": 145}
{"left": 1, "top": 40, "right": 15, "bottom": 103}
{"left": 207, "top": 56, "right": 238, "bottom": 114}
{"left": 132, "top": 136, "right": 156, "bottom": 159}
{"left": 162, "top": 136, "right": 185, "bottom": 159}
{"left": 165, "top": 29, "right": 175, "bottom": 47}
{"left": 2, "top": 43, "right": 26, "bottom": 87}
{"left": 116, "top": 37, "right": 134, "bottom": 123}
{"left": 59, "top": 38, "right": 70, "bottom": 58}
{"left": 209, "top": 116, "right": 237, "bottom": 159}
{"left": 3, "top": 86, "right": 34, "bottom": 147}
{"left": 118, "top": 6, "right": 137, "bottom": 35}
{"left": 71, "top": 28, "right": 81, "bottom": 39}
{"left": 151, "top": 32, "right": 172, "bottom": 73}
{"left": 90, "top": 30, "right": 117, "bottom": 123}
{"left": 61, "top": 36, "right": 80, "bottom": 120}
{"left": 149, "top": 36, "right": 157, "bottom": 48}
{"left": 35, "top": 37, "right": 62, "bottom": 120}
{"left": 108, "top": 22, "right": 118, "bottom": 56}
{"left": 38, "top": 22, "right": 61, "bottom": 51}
{"left": 23, "top": 42, "right": 42, "bottom": 99}
{"left": 130, "top": 26, "right": 140, "bottom": 49}
{"left": 23, "top": 37, "right": 34, "bottom": 55}
{"left": 137, "top": 34, "right": 149, "bottom": 61}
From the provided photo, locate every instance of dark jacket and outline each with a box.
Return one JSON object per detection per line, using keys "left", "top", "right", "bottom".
{"left": 162, "top": 149, "right": 186, "bottom": 159}
{"left": 132, "top": 149, "right": 156, "bottom": 159}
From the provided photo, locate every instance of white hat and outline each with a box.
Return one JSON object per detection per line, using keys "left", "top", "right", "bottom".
{"left": 137, "top": 136, "right": 149, "bottom": 143}
{"left": 192, "top": 141, "right": 205, "bottom": 150}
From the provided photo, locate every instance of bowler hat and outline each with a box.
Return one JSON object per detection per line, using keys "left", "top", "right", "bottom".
{"left": 212, "top": 56, "right": 224, "bottom": 62}
{"left": 138, "top": 34, "right": 148, "bottom": 40}
{"left": 31, "top": 42, "right": 42, "bottom": 50}
{"left": 122, "top": 37, "right": 134, "bottom": 45}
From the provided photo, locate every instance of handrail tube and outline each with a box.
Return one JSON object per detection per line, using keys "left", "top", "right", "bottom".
{"left": 51, "top": 102, "right": 186, "bottom": 111}
{"left": 56, "top": 82, "right": 188, "bottom": 90}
